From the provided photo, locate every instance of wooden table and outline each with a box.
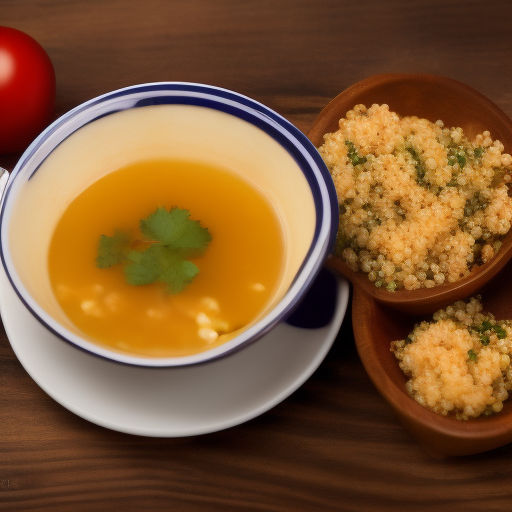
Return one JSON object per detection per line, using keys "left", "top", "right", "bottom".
{"left": 2, "top": 1, "right": 512, "bottom": 510}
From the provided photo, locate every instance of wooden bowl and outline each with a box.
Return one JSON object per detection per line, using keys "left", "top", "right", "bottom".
{"left": 309, "top": 73, "right": 512, "bottom": 315}
{"left": 352, "top": 258, "right": 512, "bottom": 456}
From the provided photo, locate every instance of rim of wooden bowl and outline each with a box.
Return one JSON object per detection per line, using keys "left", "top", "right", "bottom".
{"left": 352, "top": 285, "right": 512, "bottom": 457}
{"left": 309, "top": 73, "right": 512, "bottom": 315}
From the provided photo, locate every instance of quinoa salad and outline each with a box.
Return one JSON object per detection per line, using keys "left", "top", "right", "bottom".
{"left": 318, "top": 104, "right": 512, "bottom": 291}
{"left": 391, "top": 297, "right": 512, "bottom": 420}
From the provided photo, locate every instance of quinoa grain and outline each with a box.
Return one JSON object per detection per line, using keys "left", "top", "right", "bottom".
{"left": 391, "top": 297, "right": 512, "bottom": 419}
{"left": 318, "top": 104, "right": 512, "bottom": 290}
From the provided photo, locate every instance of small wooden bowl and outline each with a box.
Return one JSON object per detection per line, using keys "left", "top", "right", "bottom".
{"left": 309, "top": 73, "right": 512, "bottom": 315}
{"left": 353, "top": 258, "right": 512, "bottom": 456}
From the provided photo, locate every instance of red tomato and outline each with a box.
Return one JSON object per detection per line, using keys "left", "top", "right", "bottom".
{"left": 0, "top": 27, "right": 56, "bottom": 154}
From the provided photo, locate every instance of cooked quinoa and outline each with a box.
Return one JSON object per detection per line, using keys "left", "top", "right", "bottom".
{"left": 318, "top": 104, "right": 512, "bottom": 291}
{"left": 391, "top": 297, "right": 512, "bottom": 419}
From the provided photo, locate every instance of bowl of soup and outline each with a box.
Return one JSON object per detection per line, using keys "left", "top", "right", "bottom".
{"left": 0, "top": 82, "right": 338, "bottom": 367}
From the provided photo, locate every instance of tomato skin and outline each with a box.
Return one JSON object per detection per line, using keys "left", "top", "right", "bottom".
{"left": 0, "top": 27, "right": 56, "bottom": 154}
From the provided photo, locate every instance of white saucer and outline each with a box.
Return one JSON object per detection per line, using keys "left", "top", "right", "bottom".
{"left": 0, "top": 268, "right": 349, "bottom": 437}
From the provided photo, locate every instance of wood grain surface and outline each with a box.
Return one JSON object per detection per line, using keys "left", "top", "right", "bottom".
{"left": 2, "top": 1, "right": 512, "bottom": 510}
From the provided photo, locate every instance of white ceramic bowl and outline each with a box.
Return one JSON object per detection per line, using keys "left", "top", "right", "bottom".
{"left": 0, "top": 83, "right": 338, "bottom": 367}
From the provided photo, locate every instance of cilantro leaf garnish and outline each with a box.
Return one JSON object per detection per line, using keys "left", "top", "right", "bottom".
{"left": 96, "top": 230, "right": 131, "bottom": 268}
{"left": 140, "top": 206, "right": 212, "bottom": 255}
{"left": 96, "top": 207, "right": 211, "bottom": 293}
{"left": 124, "top": 245, "right": 200, "bottom": 293}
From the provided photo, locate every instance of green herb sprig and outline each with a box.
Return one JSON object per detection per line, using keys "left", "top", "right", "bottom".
{"left": 345, "top": 140, "right": 367, "bottom": 166}
{"left": 96, "top": 207, "right": 212, "bottom": 293}
{"left": 406, "top": 146, "right": 428, "bottom": 186}
{"left": 467, "top": 349, "right": 478, "bottom": 362}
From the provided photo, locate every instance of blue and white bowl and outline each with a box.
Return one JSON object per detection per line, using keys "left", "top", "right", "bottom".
{"left": 0, "top": 83, "right": 338, "bottom": 367}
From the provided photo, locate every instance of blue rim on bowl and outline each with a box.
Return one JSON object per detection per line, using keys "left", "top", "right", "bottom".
{"left": 0, "top": 82, "right": 339, "bottom": 367}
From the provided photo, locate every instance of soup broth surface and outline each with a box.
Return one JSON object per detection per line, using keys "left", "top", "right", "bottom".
{"left": 48, "top": 159, "right": 284, "bottom": 357}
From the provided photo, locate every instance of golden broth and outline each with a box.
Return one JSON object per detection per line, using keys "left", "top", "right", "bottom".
{"left": 48, "top": 159, "right": 284, "bottom": 357}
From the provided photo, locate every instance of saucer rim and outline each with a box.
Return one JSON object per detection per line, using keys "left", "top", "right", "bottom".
{"left": 0, "top": 267, "right": 349, "bottom": 437}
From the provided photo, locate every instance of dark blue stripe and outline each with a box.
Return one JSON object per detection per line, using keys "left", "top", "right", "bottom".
{"left": 15, "top": 83, "right": 336, "bottom": 251}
